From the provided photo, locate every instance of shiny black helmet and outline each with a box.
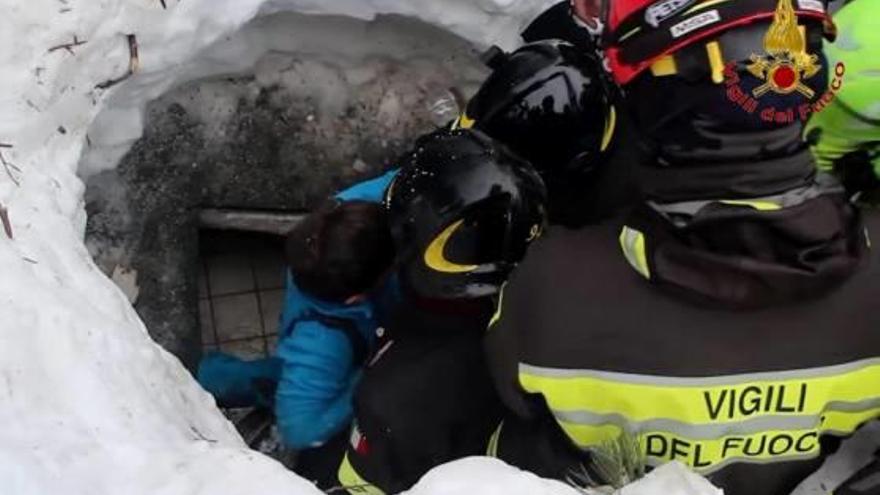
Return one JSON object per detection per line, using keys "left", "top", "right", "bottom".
{"left": 459, "top": 40, "right": 617, "bottom": 185}
{"left": 386, "top": 129, "right": 547, "bottom": 299}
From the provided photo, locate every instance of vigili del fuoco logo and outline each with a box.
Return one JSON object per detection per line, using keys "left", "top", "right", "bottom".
{"left": 723, "top": 0, "right": 844, "bottom": 124}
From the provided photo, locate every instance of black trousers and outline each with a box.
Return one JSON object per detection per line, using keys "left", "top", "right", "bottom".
{"left": 344, "top": 329, "right": 503, "bottom": 493}
{"left": 492, "top": 405, "right": 592, "bottom": 483}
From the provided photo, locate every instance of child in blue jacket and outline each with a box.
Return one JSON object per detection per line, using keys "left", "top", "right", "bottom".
{"left": 198, "top": 169, "right": 398, "bottom": 449}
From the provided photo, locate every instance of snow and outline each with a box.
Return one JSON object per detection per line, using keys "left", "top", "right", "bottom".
{"left": 0, "top": 0, "right": 724, "bottom": 493}
{"left": 404, "top": 457, "right": 584, "bottom": 495}
{"left": 620, "top": 462, "right": 724, "bottom": 495}
{"left": 404, "top": 459, "right": 723, "bottom": 495}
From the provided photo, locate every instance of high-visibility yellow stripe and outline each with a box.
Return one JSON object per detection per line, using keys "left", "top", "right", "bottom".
{"left": 619, "top": 226, "right": 650, "bottom": 279}
{"left": 706, "top": 41, "right": 725, "bottom": 84}
{"left": 650, "top": 55, "right": 678, "bottom": 77}
{"left": 487, "top": 283, "right": 507, "bottom": 330}
{"left": 520, "top": 360, "right": 880, "bottom": 424}
{"left": 601, "top": 105, "right": 617, "bottom": 152}
{"left": 555, "top": 406, "right": 880, "bottom": 474}
{"left": 338, "top": 452, "right": 385, "bottom": 495}
{"left": 719, "top": 199, "right": 782, "bottom": 211}
{"left": 520, "top": 359, "right": 880, "bottom": 473}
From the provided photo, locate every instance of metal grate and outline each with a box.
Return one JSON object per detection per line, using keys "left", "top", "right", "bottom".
{"left": 199, "top": 230, "right": 286, "bottom": 359}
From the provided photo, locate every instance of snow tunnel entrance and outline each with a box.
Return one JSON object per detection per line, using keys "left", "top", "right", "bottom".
{"left": 80, "top": 12, "right": 488, "bottom": 371}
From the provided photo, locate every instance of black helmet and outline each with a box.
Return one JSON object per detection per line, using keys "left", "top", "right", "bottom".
{"left": 460, "top": 40, "right": 616, "bottom": 183}
{"left": 386, "top": 129, "right": 547, "bottom": 299}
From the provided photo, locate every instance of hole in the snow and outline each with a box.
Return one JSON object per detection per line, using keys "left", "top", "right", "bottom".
{"left": 80, "top": 12, "right": 487, "bottom": 371}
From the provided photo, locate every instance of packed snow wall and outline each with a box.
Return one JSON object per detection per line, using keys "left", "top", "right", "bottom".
{"left": 0, "top": 1, "right": 557, "bottom": 493}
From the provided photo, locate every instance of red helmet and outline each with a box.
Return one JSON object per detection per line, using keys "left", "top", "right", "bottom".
{"left": 585, "top": 0, "right": 829, "bottom": 85}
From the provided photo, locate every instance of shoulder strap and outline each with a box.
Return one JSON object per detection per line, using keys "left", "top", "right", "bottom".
{"left": 305, "top": 313, "right": 369, "bottom": 366}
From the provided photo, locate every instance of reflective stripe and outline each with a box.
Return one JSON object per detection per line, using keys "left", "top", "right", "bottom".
{"left": 556, "top": 407, "right": 880, "bottom": 474}
{"left": 683, "top": 0, "right": 734, "bottom": 16}
{"left": 648, "top": 179, "right": 839, "bottom": 219}
{"left": 487, "top": 283, "right": 507, "bottom": 330}
{"left": 555, "top": 406, "right": 880, "bottom": 444}
{"left": 455, "top": 114, "right": 476, "bottom": 130}
{"left": 521, "top": 358, "right": 880, "bottom": 385}
{"left": 553, "top": 409, "right": 819, "bottom": 440}
{"left": 619, "top": 26, "right": 642, "bottom": 43}
{"left": 705, "top": 41, "right": 725, "bottom": 84}
{"left": 719, "top": 199, "right": 782, "bottom": 211}
{"left": 601, "top": 105, "right": 617, "bottom": 153}
{"left": 338, "top": 452, "right": 385, "bottom": 495}
{"left": 650, "top": 55, "right": 678, "bottom": 76}
{"left": 619, "top": 226, "right": 651, "bottom": 279}
{"left": 486, "top": 421, "right": 504, "bottom": 457}
{"left": 519, "top": 359, "right": 880, "bottom": 473}
{"left": 383, "top": 174, "right": 398, "bottom": 207}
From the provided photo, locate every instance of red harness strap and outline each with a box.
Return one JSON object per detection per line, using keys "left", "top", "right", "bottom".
{"left": 603, "top": 0, "right": 827, "bottom": 85}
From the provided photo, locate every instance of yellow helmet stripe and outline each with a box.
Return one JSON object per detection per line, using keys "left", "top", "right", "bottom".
{"left": 423, "top": 219, "right": 479, "bottom": 273}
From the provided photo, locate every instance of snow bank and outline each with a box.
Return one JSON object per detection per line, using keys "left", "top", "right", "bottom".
{"left": 0, "top": 0, "right": 552, "bottom": 493}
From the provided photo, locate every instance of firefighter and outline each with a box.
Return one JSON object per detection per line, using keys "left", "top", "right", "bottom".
{"left": 805, "top": 0, "right": 880, "bottom": 204}
{"left": 336, "top": 129, "right": 547, "bottom": 494}
{"left": 457, "top": 39, "right": 629, "bottom": 227}
{"left": 485, "top": 1, "right": 879, "bottom": 494}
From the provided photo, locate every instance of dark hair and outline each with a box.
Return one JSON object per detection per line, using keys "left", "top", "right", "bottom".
{"left": 286, "top": 200, "right": 395, "bottom": 302}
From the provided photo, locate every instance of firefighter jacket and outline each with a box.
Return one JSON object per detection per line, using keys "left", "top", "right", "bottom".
{"left": 486, "top": 211, "right": 880, "bottom": 495}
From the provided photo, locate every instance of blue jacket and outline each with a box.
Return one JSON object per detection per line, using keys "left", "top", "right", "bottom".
{"left": 335, "top": 168, "right": 398, "bottom": 203}
{"left": 197, "top": 169, "right": 399, "bottom": 449}
{"left": 275, "top": 168, "right": 399, "bottom": 448}
{"left": 273, "top": 275, "right": 379, "bottom": 448}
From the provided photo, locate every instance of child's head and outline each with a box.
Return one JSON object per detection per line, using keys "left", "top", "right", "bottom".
{"left": 286, "top": 200, "right": 395, "bottom": 304}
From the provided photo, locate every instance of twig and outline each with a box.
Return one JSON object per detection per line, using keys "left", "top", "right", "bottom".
{"left": 48, "top": 35, "right": 87, "bottom": 55}
{"left": 22, "top": 257, "right": 38, "bottom": 264}
{"left": 0, "top": 143, "right": 11, "bottom": 149}
{"left": 0, "top": 205, "right": 13, "bottom": 240}
{"left": 95, "top": 34, "right": 139, "bottom": 90}
{"left": 189, "top": 426, "right": 218, "bottom": 443}
{"left": 0, "top": 150, "right": 21, "bottom": 187}
{"left": 159, "top": 0, "right": 167, "bottom": 8}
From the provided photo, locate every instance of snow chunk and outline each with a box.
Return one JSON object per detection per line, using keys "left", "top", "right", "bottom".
{"left": 621, "top": 462, "right": 725, "bottom": 495}
{"left": 405, "top": 457, "right": 583, "bottom": 495}
{"left": 404, "top": 458, "right": 723, "bottom": 495}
